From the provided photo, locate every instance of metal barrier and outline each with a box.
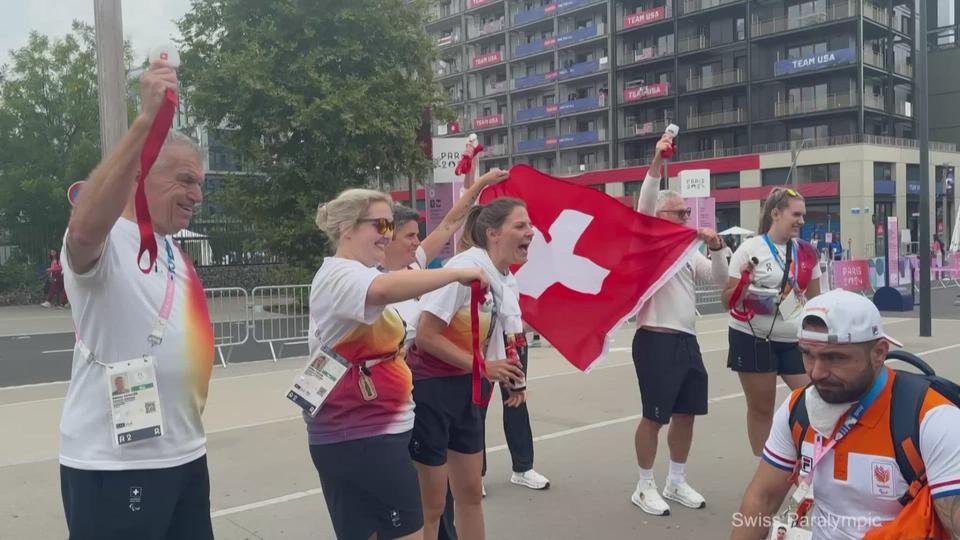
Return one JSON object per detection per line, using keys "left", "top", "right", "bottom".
{"left": 250, "top": 285, "right": 311, "bottom": 362}
{"left": 204, "top": 287, "right": 250, "bottom": 367}
{"left": 695, "top": 285, "right": 722, "bottom": 307}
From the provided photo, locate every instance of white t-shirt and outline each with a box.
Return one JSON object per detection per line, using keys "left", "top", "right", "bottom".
{"left": 635, "top": 172, "right": 728, "bottom": 334}
{"left": 390, "top": 246, "right": 428, "bottom": 345}
{"left": 306, "top": 257, "right": 414, "bottom": 444}
{"left": 60, "top": 218, "right": 215, "bottom": 470}
{"left": 727, "top": 235, "right": 822, "bottom": 342}
{"left": 763, "top": 375, "right": 960, "bottom": 539}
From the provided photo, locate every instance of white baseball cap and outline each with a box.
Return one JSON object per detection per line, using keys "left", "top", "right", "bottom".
{"left": 797, "top": 289, "right": 903, "bottom": 347}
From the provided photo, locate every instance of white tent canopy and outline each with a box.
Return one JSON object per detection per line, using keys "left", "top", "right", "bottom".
{"left": 719, "top": 226, "right": 755, "bottom": 236}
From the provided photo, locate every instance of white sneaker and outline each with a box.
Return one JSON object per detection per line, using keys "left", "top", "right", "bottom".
{"left": 662, "top": 480, "right": 706, "bottom": 509}
{"left": 510, "top": 469, "right": 550, "bottom": 490}
{"left": 631, "top": 479, "right": 671, "bottom": 516}
{"left": 40, "top": 301, "right": 51, "bottom": 308}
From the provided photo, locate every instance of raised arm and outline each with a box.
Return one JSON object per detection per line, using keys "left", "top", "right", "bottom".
{"left": 66, "top": 62, "right": 179, "bottom": 274}
{"left": 637, "top": 135, "right": 671, "bottom": 216}
{"left": 419, "top": 168, "right": 509, "bottom": 262}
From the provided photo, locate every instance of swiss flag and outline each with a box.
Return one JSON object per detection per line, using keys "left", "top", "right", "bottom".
{"left": 479, "top": 165, "right": 699, "bottom": 371}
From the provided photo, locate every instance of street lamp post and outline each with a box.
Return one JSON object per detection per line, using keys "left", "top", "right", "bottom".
{"left": 375, "top": 165, "right": 382, "bottom": 191}
{"left": 918, "top": 0, "right": 931, "bottom": 337}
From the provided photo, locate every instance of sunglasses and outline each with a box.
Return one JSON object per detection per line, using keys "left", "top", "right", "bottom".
{"left": 660, "top": 208, "right": 693, "bottom": 218}
{"left": 358, "top": 218, "right": 395, "bottom": 235}
{"left": 772, "top": 187, "right": 800, "bottom": 204}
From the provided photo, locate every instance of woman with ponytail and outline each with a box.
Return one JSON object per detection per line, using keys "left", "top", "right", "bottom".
{"left": 722, "top": 187, "right": 822, "bottom": 456}
{"left": 408, "top": 198, "right": 532, "bottom": 540}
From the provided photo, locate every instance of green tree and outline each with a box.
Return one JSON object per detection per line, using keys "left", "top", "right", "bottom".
{"left": 0, "top": 22, "right": 104, "bottom": 268}
{"left": 177, "top": 0, "right": 446, "bottom": 270}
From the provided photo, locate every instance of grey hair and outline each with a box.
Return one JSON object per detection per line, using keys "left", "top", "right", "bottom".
{"left": 153, "top": 131, "right": 203, "bottom": 172}
{"left": 392, "top": 204, "right": 421, "bottom": 231}
{"left": 315, "top": 189, "right": 393, "bottom": 245}
{"left": 655, "top": 189, "right": 683, "bottom": 212}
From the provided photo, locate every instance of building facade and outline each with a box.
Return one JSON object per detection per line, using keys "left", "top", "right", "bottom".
{"left": 417, "top": 0, "right": 960, "bottom": 256}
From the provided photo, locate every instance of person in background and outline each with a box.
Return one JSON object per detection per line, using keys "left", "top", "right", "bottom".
{"left": 42, "top": 248, "right": 67, "bottom": 308}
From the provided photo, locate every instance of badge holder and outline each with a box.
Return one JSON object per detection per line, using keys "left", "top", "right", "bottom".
{"left": 107, "top": 356, "right": 164, "bottom": 447}
{"left": 286, "top": 345, "right": 351, "bottom": 416}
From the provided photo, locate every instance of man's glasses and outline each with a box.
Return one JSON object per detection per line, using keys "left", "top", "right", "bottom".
{"left": 358, "top": 218, "right": 395, "bottom": 235}
{"left": 660, "top": 208, "right": 693, "bottom": 218}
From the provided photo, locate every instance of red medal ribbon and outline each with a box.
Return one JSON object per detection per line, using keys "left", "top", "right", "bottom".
{"left": 135, "top": 88, "right": 178, "bottom": 273}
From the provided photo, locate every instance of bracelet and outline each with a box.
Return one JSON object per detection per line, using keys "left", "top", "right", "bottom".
{"left": 709, "top": 245, "right": 724, "bottom": 252}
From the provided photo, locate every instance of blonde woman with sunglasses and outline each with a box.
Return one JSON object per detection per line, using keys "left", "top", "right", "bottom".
{"left": 308, "top": 189, "right": 488, "bottom": 540}
{"left": 722, "top": 187, "right": 821, "bottom": 456}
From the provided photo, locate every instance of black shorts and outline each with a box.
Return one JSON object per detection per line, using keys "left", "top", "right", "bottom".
{"left": 726, "top": 328, "right": 805, "bottom": 375}
{"left": 410, "top": 374, "right": 485, "bottom": 466}
{"left": 310, "top": 432, "right": 423, "bottom": 540}
{"left": 632, "top": 329, "right": 708, "bottom": 424}
{"left": 60, "top": 455, "right": 212, "bottom": 540}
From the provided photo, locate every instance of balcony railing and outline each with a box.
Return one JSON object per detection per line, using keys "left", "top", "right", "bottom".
{"left": 685, "top": 68, "right": 744, "bottom": 91}
{"left": 894, "top": 60, "right": 914, "bottom": 77}
{"left": 554, "top": 161, "right": 611, "bottom": 176}
{"left": 436, "top": 32, "right": 462, "bottom": 48}
{"left": 677, "top": 34, "right": 708, "bottom": 53}
{"left": 863, "top": 2, "right": 890, "bottom": 25}
{"left": 863, "top": 48, "right": 885, "bottom": 68}
{"left": 896, "top": 99, "right": 912, "bottom": 117}
{"left": 429, "top": 3, "right": 463, "bottom": 21}
{"left": 483, "top": 80, "right": 508, "bottom": 95}
{"left": 750, "top": 2, "right": 856, "bottom": 38}
{"left": 774, "top": 92, "right": 857, "bottom": 117}
{"left": 513, "top": 4, "right": 555, "bottom": 26}
{"left": 621, "top": 119, "right": 668, "bottom": 137}
{"left": 481, "top": 143, "right": 508, "bottom": 157}
{"left": 679, "top": 0, "right": 741, "bottom": 16}
{"left": 435, "top": 61, "right": 464, "bottom": 78}
{"left": 863, "top": 92, "right": 886, "bottom": 110}
{"left": 622, "top": 43, "right": 675, "bottom": 64}
{"left": 467, "top": 19, "right": 505, "bottom": 40}
{"left": 685, "top": 108, "right": 744, "bottom": 129}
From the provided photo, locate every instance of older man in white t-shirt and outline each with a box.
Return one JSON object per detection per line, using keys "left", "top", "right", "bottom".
{"left": 60, "top": 61, "right": 215, "bottom": 539}
{"left": 629, "top": 134, "right": 729, "bottom": 516}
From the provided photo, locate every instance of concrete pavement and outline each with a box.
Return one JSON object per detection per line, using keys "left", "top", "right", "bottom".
{"left": 1, "top": 313, "right": 959, "bottom": 539}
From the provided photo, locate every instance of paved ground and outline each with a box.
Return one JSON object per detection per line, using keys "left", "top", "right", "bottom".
{"left": 1, "top": 307, "right": 958, "bottom": 539}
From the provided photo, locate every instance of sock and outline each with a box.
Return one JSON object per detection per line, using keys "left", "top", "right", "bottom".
{"left": 638, "top": 467, "right": 654, "bottom": 484}
{"left": 667, "top": 461, "right": 685, "bottom": 485}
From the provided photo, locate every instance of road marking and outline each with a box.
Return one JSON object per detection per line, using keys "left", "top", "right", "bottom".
{"left": 41, "top": 349, "right": 73, "bottom": 354}
{"left": 211, "top": 488, "right": 325, "bottom": 518}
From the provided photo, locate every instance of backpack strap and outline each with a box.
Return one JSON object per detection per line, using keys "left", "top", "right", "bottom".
{"left": 890, "top": 371, "right": 931, "bottom": 506}
{"left": 788, "top": 388, "right": 811, "bottom": 460}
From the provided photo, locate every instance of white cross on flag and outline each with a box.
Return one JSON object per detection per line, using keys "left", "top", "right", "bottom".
{"left": 480, "top": 165, "right": 700, "bottom": 371}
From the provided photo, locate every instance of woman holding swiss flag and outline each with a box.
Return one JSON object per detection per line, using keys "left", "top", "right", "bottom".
{"left": 723, "top": 187, "right": 822, "bottom": 456}
{"left": 407, "top": 198, "right": 531, "bottom": 540}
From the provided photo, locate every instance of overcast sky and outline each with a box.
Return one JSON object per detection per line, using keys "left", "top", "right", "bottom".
{"left": 1, "top": 0, "right": 192, "bottom": 68}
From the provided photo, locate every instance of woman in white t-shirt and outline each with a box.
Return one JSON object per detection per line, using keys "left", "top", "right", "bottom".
{"left": 408, "top": 198, "right": 530, "bottom": 540}
{"left": 722, "top": 187, "right": 822, "bottom": 456}
{"left": 307, "top": 188, "right": 487, "bottom": 540}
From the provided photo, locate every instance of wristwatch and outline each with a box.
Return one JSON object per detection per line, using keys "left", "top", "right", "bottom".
{"left": 709, "top": 244, "right": 724, "bottom": 251}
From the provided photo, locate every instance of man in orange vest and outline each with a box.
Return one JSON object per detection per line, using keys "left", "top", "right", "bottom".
{"left": 731, "top": 290, "right": 960, "bottom": 539}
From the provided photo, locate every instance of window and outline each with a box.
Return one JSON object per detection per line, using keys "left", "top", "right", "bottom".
{"left": 735, "top": 18, "right": 745, "bottom": 40}
{"left": 712, "top": 172, "right": 740, "bottom": 189}
{"left": 796, "top": 163, "right": 838, "bottom": 183}
{"left": 762, "top": 167, "right": 791, "bottom": 186}
{"left": 874, "top": 162, "right": 894, "bottom": 181}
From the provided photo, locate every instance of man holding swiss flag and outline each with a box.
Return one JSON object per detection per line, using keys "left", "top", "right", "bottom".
{"left": 479, "top": 133, "right": 723, "bottom": 517}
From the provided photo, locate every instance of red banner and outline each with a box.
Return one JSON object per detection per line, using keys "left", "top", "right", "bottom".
{"left": 623, "top": 82, "right": 669, "bottom": 102}
{"left": 468, "top": 0, "right": 494, "bottom": 7}
{"left": 832, "top": 259, "right": 870, "bottom": 292}
{"left": 623, "top": 6, "right": 666, "bottom": 29}
{"left": 472, "top": 51, "right": 503, "bottom": 68}
{"left": 473, "top": 114, "right": 503, "bottom": 129}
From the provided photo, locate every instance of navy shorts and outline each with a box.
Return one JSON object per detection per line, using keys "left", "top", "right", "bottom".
{"left": 310, "top": 431, "right": 423, "bottom": 539}
{"left": 632, "top": 329, "right": 709, "bottom": 424}
{"left": 727, "top": 328, "right": 805, "bottom": 375}
{"left": 410, "top": 374, "right": 486, "bottom": 466}
{"left": 60, "top": 455, "right": 212, "bottom": 540}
